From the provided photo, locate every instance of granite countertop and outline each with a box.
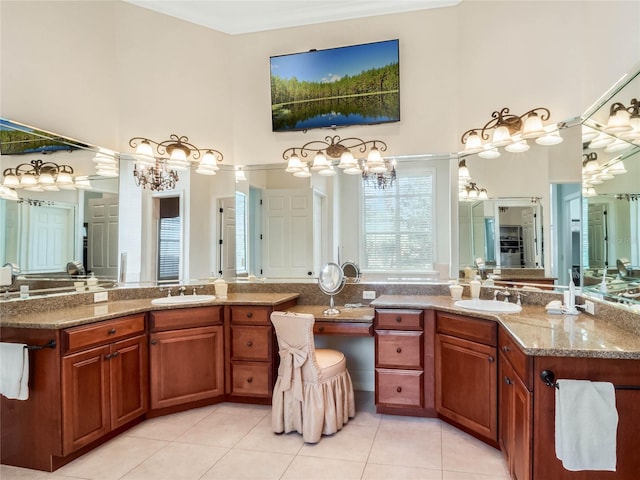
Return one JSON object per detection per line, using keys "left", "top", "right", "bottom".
{"left": 0, "top": 293, "right": 300, "bottom": 330}
{"left": 372, "top": 295, "right": 640, "bottom": 360}
{"left": 286, "top": 304, "right": 375, "bottom": 323}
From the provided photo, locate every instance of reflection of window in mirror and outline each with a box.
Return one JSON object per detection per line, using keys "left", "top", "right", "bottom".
{"left": 158, "top": 197, "right": 180, "bottom": 282}
{"left": 362, "top": 167, "right": 434, "bottom": 272}
{"left": 235, "top": 191, "right": 247, "bottom": 275}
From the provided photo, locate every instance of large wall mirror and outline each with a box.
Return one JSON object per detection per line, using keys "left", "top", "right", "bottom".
{"left": 1, "top": 119, "right": 119, "bottom": 292}
{"left": 579, "top": 66, "right": 640, "bottom": 309}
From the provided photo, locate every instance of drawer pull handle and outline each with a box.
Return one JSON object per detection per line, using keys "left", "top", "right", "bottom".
{"left": 396, "top": 316, "right": 402, "bottom": 323}
{"left": 108, "top": 328, "right": 117, "bottom": 335}
{"left": 502, "top": 346, "right": 511, "bottom": 353}
{"left": 105, "top": 353, "right": 112, "bottom": 360}
{"left": 396, "top": 386, "right": 402, "bottom": 393}
{"left": 246, "top": 312, "right": 253, "bottom": 318}
{"left": 111, "top": 351, "right": 119, "bottom": 358}
{"left": 504, "top": 376, "right": 512, "bottom": 385}
{"left": 396, "top": 347, "right": 402, "bottom": 353}
{"left": 246, "top": 340, "right": 253, "bottom": 347}
{"left": 150, "top": 340, "right": 158, "bottom": 345}
{"left": 488, "top": 356, "right": 495, "bottom": 363}
{"left": 247, "top": 377, "right": 253, "bottom": 383}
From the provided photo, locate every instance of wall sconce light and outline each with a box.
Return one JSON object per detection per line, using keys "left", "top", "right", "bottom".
{"left": 282, "top": 135, "right": 395, "bottom": 188}
{"left": 129, "top": 134, "right": 224, "bottom": 190}
{"left": 235, "top": 166, "right": 247, "bottom": 183}
{"left": 2, "top": 159, "right": 90, "bottom": 192}
{"left": 461, "top": 107, "right": 563, "bottom": 158}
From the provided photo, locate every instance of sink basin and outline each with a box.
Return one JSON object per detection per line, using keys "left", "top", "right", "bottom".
{"left": 151, "top": 294, "right": 215, "bottom": 305}
{"left": 454, "top": 299, "right": 522, "bottom": 314}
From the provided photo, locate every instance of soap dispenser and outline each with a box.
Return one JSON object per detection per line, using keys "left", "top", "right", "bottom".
{"left": 87, "top": 272, "right": 99, "bottom": 291}
{"left": 470, "top": 275, "right": 482, "bottom": 300}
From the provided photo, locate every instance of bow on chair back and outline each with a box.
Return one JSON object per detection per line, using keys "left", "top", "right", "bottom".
{"left": 277, "top": 338, "right": 307, "bottom": 401}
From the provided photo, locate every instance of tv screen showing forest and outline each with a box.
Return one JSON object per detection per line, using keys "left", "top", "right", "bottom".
{"left": 270, "top": 39, "right": 400, "bottom": 132}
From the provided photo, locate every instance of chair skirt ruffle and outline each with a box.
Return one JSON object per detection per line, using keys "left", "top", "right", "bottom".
{"left": 272, "top": 369, "right": 355, "bottom": 443}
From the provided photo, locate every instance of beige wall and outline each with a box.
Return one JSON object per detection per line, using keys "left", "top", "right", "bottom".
{"left": 2, "top": 1, "right": 639, "bottom": 164}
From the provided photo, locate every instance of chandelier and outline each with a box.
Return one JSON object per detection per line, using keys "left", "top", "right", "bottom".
{"left": 129, "top": 134, "right": 224, "bottom": 190}
{"left": 282, "top": 135, "right": 396, "bottom": 189}
{"left": 461, "top": 107, "right": 563, "bottom": 158}
{"left": 2, "top": 159, "right": 91, "bottom": 192}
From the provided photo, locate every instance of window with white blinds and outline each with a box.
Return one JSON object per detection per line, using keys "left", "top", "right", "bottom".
{"left": 236, "top": 191, "right": 247, "bottom": 274}
{"left": 158, "top": 197, "right": 180, "bottom": 281}
{"left": 361, "top": 168, "right": 434, "bottom": 272}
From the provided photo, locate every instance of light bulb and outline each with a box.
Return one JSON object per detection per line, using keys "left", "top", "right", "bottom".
{"left": 505, "top": 139, "right": 530, "bottom": 153}
{"left": 310, "top": 152, "right": 329, "bottom": 171}
{"left": 492, "top": 125, "right": 512, "bottom": 147}
{"left": 463, "top": 131, "right": 483, "bottom": 154}
{"left": 338, "top": 150, "right": 356, "bottom": 168}
{"left": 478, "top": 147, "right": 500, "bottom": 159}
{"left": 522, "top": 112, "right": 545, "bottom": 138}
{"left": 285, "top": 153, "right": 303, "bottom": 173}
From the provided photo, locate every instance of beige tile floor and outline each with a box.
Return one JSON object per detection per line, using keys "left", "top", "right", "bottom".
{"left": 1, "top": 392, "right": 510, "bottom": 480}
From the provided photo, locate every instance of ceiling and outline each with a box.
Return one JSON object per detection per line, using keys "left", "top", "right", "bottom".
{"left": 124, "top": 0, "right": 461, "bottom": 35}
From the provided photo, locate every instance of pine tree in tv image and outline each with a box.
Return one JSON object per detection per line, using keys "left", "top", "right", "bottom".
{"left": 270, "top": 40, "right": 400, "bottom": 132}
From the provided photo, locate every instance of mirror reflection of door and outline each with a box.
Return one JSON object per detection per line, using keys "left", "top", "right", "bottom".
{"left": 495, "top": 203, "right": 542, "bottom": 268}
{"left": 88, "top": 196, "right": 118, "bottom": 277}
{"left": 587, "top": 201, "right": 609, "bottom": 269}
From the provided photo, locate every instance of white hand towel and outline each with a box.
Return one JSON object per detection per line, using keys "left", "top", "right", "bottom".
{"left": 0, "top": 342, "right": 29, "bottom": 400}
{"left": 555, "top": 379, "right": 617, "bottom": 471}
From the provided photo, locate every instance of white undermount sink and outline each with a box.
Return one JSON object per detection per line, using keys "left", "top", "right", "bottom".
{"left": 151, "top": 294, "right": 216, "bottom": 305}
{"left": 454, "top": 299, "right": 522, "bottom": 314}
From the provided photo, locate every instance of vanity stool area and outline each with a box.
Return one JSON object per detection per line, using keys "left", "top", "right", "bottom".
{"left": 2, "top": 291, "right": 639, "bottom": 480}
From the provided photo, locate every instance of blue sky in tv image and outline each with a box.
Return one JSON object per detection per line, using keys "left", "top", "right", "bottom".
{"left": 270, "top": 39, "right": 398, "bottom": 83}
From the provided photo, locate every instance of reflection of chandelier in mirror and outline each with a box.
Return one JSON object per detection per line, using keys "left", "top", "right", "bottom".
{"left": 2, "top": 159, "right": 92, "bottom": 193}
{"left": 460, "top": 107, "right": 563, "bottom": 158}
{"left": 133, "top": 160, "right": 179, "bottom": 192}
{"left": 282, "top": 135, "right": 396, "bottom": 189}
{"left": 128, "top": 134, "right": 224, "bottom": 190}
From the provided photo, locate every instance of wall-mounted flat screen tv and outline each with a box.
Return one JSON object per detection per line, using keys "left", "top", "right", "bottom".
{"left": 270, "top": 39, "right": 400, "bottom": 132}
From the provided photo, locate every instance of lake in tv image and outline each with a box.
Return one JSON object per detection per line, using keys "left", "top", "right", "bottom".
{"left": 270, "top": 39, "right": 400, "bottom": 132}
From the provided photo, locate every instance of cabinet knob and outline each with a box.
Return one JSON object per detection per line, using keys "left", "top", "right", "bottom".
{"left": 488, "top": 356, "right": 495, "bottom": 363}
{"left": 318, "top": 326, "right": 325, "bottom": 333}
{"left": 396, "top": 316, "right": 402, "bottom": 323}
{"left": 246, "top": 340, "right": 253, "bottom": 347}
{"left": 108, "top": 328, "right": 116, "bottom": 335}
{"left": 502, "top": 346, "right": 511, "bottom": 353}
{"left": 396, "top": 347, "right": 402, "bottom": 353}
{"left": 246, "top": 312, "right": 253, "bottom": 318}
{"left": 105, "top": 353, "right": 112, "bottom": 360}
{"left": 150, "top": 339, "right": 158, "bottom": 345}
{"left": 247, "top": 377, "right": 253, "bottom": 383}
{"left": 396, "top": 386, "right": 402, "bottom": 393}
{"left": 112, "top": 351, "right": 119, "bottom": 358}
{"left": 504, "top": 376, "right": 512, "bottom": 385}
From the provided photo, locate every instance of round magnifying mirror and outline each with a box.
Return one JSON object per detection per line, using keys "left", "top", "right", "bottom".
{"left": 318, "top": 262, "right": 345, "bottom": 315}
{"left": 341, "top": 261, "right": 360, "bottom": 283}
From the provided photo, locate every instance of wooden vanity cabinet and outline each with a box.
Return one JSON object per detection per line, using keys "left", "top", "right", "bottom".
{"left": 227, "top": 305, "right": 278, "bottom": 402}
{"left": 435, "top": 311, "right": 498, "bottom": 443}
{"left": 498, "top": 328, "right": 532, "bottom": 480}
{"left": 61, "top": 314, "right": 147, "bottom": 455}
{"left": 149, "top": 306, "right": 224, "bottom": 411}
{"left": 374, "top": 309, "right": 435, "bottom": 416}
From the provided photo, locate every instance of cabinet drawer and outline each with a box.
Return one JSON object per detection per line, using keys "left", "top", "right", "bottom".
{"left": 150, "top": 306, "right": 222, "bottom": 331}
{"left": 499, "top": 328, "right": 532, "bottom": 389}
{"left": 231, "top": 325, "right": 272, "bottom": 361}
{"left": 436, "top": 312, "right": 497, "bottom": 346}
{"left": 230, "top": 306, "right": 271, "bottom": 325}
{"left": 375, "top": 309, "right": 423, "bottom": 330}
{"left": 63, "top": 314, "right": 146, "bottom": 354}
{"left": 376, "top": 369, "right": 424, "bottom": 408}
{"left": 376, "top": 331, "right": 423, "bottom": 369}
{"left": 231, "top": 362, "right": 272, "bottom": 397}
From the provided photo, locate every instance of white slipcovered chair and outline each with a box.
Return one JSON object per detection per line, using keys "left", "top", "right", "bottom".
{"left": 270, "top": 311, "right": 355, "bottom": 443}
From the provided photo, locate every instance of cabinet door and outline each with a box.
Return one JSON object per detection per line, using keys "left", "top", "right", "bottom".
{"left": 499, "top": 354, "right": 532, "bottom": 480}
{"left": 150, "top": 325, "right": 224, "bottom": 409}
{"left": 62, "top": 345, "right": 110, "bottom": 455}
{"left": 110, "top": 335, "right": 148, "bottom": 428}
{"left": 436, "top": 334, "right": 497, "bottom": 441}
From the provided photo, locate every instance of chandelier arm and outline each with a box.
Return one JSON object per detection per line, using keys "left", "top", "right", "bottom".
{"left": 461, "top": 128, "right": 480, "bottom": 144}
{"left": 520, "top": 107, "right": 551, "bottom": 122}
{"left": 628, "top": 98, "right": 639, "bottom": 116}
{"left": 196, "top": 149, "right": 224, "bottom": 162}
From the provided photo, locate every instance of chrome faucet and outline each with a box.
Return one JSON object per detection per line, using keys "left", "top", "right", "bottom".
{"left": 178, "top": 286, "right": 186, "bottom": 296}
{"left": 494, "top": 288, "right": 511, "bottom": 302}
